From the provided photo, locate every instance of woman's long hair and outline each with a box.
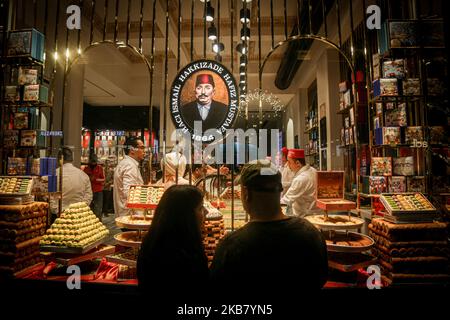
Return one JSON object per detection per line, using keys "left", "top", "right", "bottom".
{"left": 137, "top": 185, "right": 207, "bottom": 289}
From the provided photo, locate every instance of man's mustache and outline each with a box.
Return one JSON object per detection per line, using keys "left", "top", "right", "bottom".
{"left": 198, "top": 94, "right": 209, "bottom": 98}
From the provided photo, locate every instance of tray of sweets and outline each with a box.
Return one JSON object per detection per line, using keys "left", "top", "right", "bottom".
{"left": 40, "top": 236, "right": 109, "bottom": 255}
{"left": 115, "top": 215, "right": 152, "bottom": 230}
{"left": 380, "top": 193, "right": 436, "bottom": 215}
{"left": 106, "top": 248, "right": 138, "bottom": 267}
{"left": 126, "top": 185, "right": 164, "bottom": 209}
{"left": 0, "top": 176, "right": 33, "bottom": 196}
{"left": 114, "top": 231, "right": 147, "bottom": 248}
{"left": 328, "top": 252, "right": 378, "bottom": 272}
{"left": 305, "top": 214, "right": 364, "bottom": 231}
{"left": 322, "top": 230, "right": 374, "bottom": 253}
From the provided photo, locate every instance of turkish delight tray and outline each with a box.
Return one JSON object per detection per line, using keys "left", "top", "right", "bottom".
{"left": 126, "top": 185, "right": 165, "bottom": 209}
{"left": 380, "top": 193, "right": 436, "bottom": 215}
{"left": 0, "top": 176, "right": 33, "bottom": 196}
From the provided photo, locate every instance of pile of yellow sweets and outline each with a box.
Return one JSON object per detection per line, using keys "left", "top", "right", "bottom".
{"left": 40, "top": 202, "right": 109, "bottom": 247}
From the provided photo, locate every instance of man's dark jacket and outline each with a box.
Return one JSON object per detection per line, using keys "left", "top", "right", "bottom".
{"left": 181, "top": 100, "right": 228, "bottom": 130}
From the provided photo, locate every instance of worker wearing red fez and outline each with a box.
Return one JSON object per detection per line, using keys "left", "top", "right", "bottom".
{"left": 280, "top": 147, "right": 294, "bottom": 195}
{"left": 180, "top": 73, "right": 228, "bottom": 131}
{"left": 281, "top": 149, "right": 320, "bottom": 217}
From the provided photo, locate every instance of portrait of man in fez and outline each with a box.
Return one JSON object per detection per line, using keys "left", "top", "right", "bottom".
{"left": 180, "top": 73, "right": 228, "bottom": 130}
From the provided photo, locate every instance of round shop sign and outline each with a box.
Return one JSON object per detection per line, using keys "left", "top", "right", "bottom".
{"left": 170, "top": 59, "right": 239, "bottom": 143}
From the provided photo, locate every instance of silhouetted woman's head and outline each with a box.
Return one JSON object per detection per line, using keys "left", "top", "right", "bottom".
{"left": 137, "top": 185, "right": 208, "bottom": 293}
{"left": 151, "top": 184, "right": 204, "bottom": 237}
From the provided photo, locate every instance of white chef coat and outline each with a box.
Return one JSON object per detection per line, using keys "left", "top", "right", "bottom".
{"left": 113, "top": 155, "right": 144, "bottom": 217}
{"left": 281, "top": 164, "right": 320, "bottom": 217}
{"left": 281, "top": 163, "right": 295, "bottom": 195}
{"left": 57, "top": 163, "right": 93, "bottom": 211}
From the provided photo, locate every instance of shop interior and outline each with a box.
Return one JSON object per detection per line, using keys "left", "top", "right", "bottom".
{"left": 0, "top": 0, "right": 449, "bottom": 295}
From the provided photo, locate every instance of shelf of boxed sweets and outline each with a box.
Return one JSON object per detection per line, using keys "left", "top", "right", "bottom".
{"left": 304, "top": 126, "right": 318, "bottom": 134}
{"left": 337, "top": 102, "right": 367, "bottom": 115}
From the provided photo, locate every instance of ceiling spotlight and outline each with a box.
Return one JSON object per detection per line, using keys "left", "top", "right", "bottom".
{"left": 240, "top": 28, "right": 250, "bottom": 41}
{"left": 240, "top": 75, "right": 246, "bottom": 84}
{"left": 239, "top": 66, "right": 246, "bottom": 76}
{"left": 212, "top": 42, "right": 224, "bottom": 53}
{"left": 199, "top": 0, "right": 210, "bottom": 2}
{"left": 242, "top": 0, "right": 252, "bottom": 3}
{"left": 240, "top": 55, "right": 247, "bottom": 66}
{"left": 205, "top": 4, "right": 214, "bottom": 22}
{"left": 240, "top": 8, "right": 250, "bottom": 24}
{"left": 208, "top": 24, "right": 217, "bottom": 41}
{"left": 236, "top": 43, "right": 247, "bottom": 54}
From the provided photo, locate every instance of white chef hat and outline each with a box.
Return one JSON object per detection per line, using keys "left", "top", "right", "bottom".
{"left": 161, "top": 151, "right": 187, "bottom": 177}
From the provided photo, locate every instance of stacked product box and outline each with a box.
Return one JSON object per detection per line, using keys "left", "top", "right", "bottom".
{"left": 7, "top": 28, "right": 45, "bottom": 62}
{"left": 39, "top": 158, "right": 58, "bottom": 192}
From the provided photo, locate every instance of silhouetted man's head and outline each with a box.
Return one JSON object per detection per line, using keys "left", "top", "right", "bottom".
{"left": 237, "top": 160, "right": 282, "bottom": 219}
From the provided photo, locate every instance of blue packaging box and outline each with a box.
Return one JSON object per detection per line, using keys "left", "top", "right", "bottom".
{"left": 40, "top": 158, "right": 48, "bottom": 175}
{"left": 7, "top": 28, "right": 45, "bottom": 62}
{"left": 48, "top": 175, "right": 57, "bottom": 192}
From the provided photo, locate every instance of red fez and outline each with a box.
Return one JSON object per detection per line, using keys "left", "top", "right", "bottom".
{"left": 281, "top": 147, "right": 288, "bottom": 156}
{"left": 196, "top": 74, "right": 215, "bottom": 87}
{"left": 288, "top": 149, "right": 305, "bottom": 159}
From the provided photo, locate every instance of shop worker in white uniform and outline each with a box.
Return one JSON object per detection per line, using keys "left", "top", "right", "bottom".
{"left": 281, "top": 149, "right": 320, "bottom": 217}
{"left": 280, "top": 147, "right": 295, "bottom": 195}
{"left": 113, "top": 137, "right": 145, "bottom": 217}
{"left": 57, "top": 147, "right": 93, "bottom": 211}
{"left": 157, "top": 151, "right": 189, "bottom": 189}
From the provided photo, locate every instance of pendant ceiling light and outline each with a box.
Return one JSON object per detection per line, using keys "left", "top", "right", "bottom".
{"left": 205, "top": 4, "right": 214, "bottom": 22}
{"left": 212, "top": 42, "right": 224, "bottom": 53}
{"left": 208, "top": 24, "right": 217, "bottom": 40}
{"left": 240, "top": 55, "right": 247, "bottom": 66}
{"left": 240, "top": 8, "right": 250, "bottom": 24}
{"left": 240, "top": 28, "right": 250, "bottom": 41}
{"left": 236, "top": 43, "right": 247, "bottom": 54}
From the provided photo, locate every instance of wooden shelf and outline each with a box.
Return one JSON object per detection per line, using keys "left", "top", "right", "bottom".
{"left": 1, "top": 101, "right": 53, "bottom": 108}
{"left": 304, "top": 126, "right": 318, "bottom": 133}
{"left": 369, "top": 95, "right": 423, "bottom": 104}
{"left": 372, "top": 144, "right": 415, "bottom": 148}
{"left": 338, "top": 144, "right": 356, "bottom": 149}
{"left": 1, "top": 55, "right": 45, "bottom": 66}
{"left": 359, "top": 193, "right": 381, "bottom": 198}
